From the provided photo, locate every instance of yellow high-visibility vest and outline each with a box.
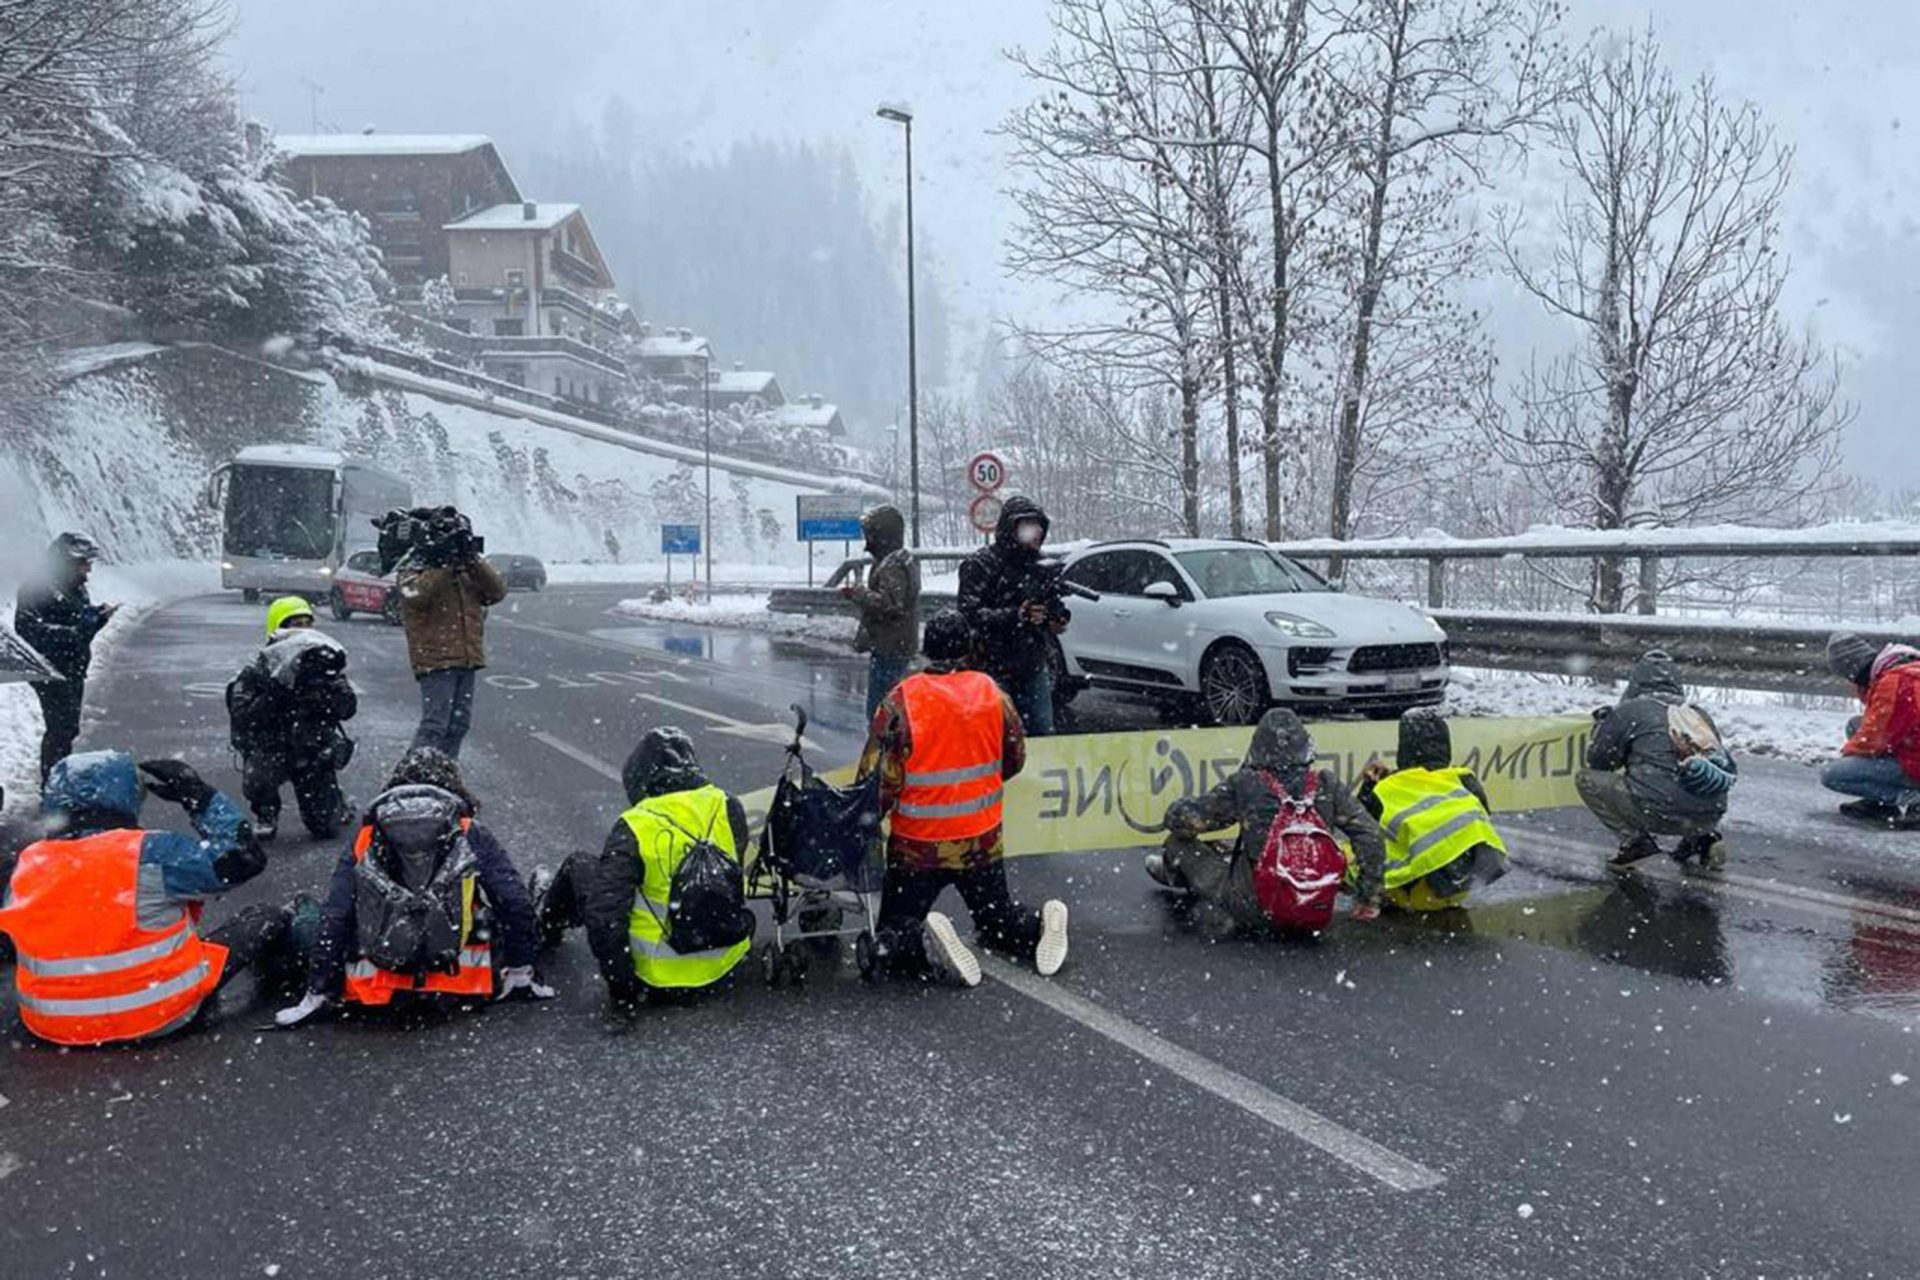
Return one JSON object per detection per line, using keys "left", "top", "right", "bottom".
{"left": 621, "top": 785, "right": 749, "bottom": 988}
{"left": 1373, "top": 766, "right": 1506, "bottom": 893}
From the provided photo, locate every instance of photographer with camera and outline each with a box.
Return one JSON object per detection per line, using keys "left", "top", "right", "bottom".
{"left": 957, "top": 495, "right": 1071, "bottom": 737}
{"left": 377, "top": 506, "right": 508, "bottom": 760}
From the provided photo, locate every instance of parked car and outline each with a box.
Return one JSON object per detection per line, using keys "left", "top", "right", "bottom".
{"left": 329, "top": 549, "right": 403, "bottom": 625}
{"left": 488, "top": 553, "right": 548, "bottom": 592}
{"left": 1055, "top": 538, "right": 1449, "bottom": 726}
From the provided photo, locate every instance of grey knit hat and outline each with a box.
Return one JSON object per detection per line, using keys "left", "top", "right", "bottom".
{"left": 1826, "top": 632, "right": 1881, "bottom": 688}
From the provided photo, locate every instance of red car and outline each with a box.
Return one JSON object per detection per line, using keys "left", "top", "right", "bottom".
{"left": 329, "top": 549, "right": 403, "bottom": 625}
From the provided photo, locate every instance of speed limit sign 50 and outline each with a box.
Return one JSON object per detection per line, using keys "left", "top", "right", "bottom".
{"left": 967, "top": 451, "right": 1007, "bottom": 493}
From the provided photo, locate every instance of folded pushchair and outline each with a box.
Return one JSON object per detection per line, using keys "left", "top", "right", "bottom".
{"left": 751, "top": 704, "right": 885, "bottom": 984}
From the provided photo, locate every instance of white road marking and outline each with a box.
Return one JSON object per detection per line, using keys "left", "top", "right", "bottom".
{"left": 979, "top": 955, "right": 1446, "bottom": 1193}
{"left": 530, "top": 731, "right": 622, "bottom": 782}
{"left": 636, "top": 692, "right": 815, "bottom": 750}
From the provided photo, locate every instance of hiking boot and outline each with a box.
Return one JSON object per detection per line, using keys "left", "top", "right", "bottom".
{"left": 1144, "top": 852, "right": 1184, "bottom": 888}
{"left": 921, "top": 912, "right": 981, "bottom": 988}
{"left": 1674, "top": 832, "right": 1727, "bottom": 873}
{"left": 1894, "top": 807, "right": 1920, "bottom": 833}
{"left": 1608, "top": 834, "right": 1660, "bottom": 868}
{"left": 1035, "top": 900, "right": 1069, "bottom": 977}
{"left": 1839, "top": 798, "right": 1902, "bottom": 826}
{"left": 528, "top": 865, "right": 564, "bottom": 951}
{"left": 253, "top": 814, "right": 279, "bottom": 843}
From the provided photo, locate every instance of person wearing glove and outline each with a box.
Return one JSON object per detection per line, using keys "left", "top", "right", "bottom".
{"left": 1148, "top": 707, "right": 1387, "bottom": 934}
{"left": 227, "top": 597, "right": 358, "bottom": 842}
{"left": 277, "top": 747, "right": 548, "bottom": 1027}
{"left": 14, "top": 533, "right": 118, "bottom": 780}
{"left": 1578, "top": 649, "right": 1737, "bottom": 870}
{"left": 0, "top": 751, "right": 311, "bottom": 1046}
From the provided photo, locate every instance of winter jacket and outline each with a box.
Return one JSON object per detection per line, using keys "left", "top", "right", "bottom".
{"left": 14, "top": 570, "right": 110, "bottom": 680}
{"left": 1843, "top": 646, "right": 1920, "bottom": 782}
{"left": 956, "top": 495, "right": 1071, "bottom": 681}
{"left": 849, "top": 505, "right": 921, "bottom": 658}
{"left": 571, "top": 729, "right": 751, "bottom": 1002}
{"left": 1585, "top": 653, "right": 1735, "bottom": 825}
{"left": 1164, "top": 708, "right": 1386, "bottom": 903}
{"left": 306, "top": 804, "right": 537, "bottom": 997}
{"left": 227, "top": 630, "right": 357, "bottom": 765}
{"left": 398, "top": 557, "right": 508, "bottom": 676}
{"left": 0, "top": 751, "right": 263, "bottom": 926}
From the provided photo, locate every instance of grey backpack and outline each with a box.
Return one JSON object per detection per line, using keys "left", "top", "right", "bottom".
{"left": 352, "top": 785, "right": 476, "bottom": 976}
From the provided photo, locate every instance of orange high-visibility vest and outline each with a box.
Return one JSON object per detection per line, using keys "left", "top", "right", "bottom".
{"left": 0, "top": 830, "right": 226, "bottom": 1046}
{"left": 340, "top": 819, "right": 493, "bottom": 1005}
{"left": 892, "top": 671, "right": 1006, "bottom": 842}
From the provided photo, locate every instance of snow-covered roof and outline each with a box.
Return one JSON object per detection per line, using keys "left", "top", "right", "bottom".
{"left": 711, "top": 370, "right": 778, "bottom": 395}
{"left": 276, "top": 133, "right": 494, "bottom": 158}
{"left": 445, "top": 202, "right": 580, "bottom": 232}
{"left": 776, "top": 401, "right": 842, "bottom": 431}
{"left": 232, "top": 444, "right": 351, "bottom": 469}
{"left": 637, "top": 333, "right": 712, "bottom": 359}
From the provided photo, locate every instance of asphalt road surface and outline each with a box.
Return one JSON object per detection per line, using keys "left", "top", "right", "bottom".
{"left": 5, "top": 584, "right": 1919, "bottom": 1279}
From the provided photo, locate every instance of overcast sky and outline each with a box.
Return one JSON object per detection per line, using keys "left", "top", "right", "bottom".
{"left": 225, "top": 0, "right": 1918, "bottom": 490}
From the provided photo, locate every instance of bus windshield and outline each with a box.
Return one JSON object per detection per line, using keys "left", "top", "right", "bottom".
{"left": 224, "top": 465, "right": 337, "bottom": 560}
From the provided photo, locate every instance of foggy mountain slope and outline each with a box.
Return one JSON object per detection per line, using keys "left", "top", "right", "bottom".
{"left": 3, "top": 346, "right": 850, "bottom": 575}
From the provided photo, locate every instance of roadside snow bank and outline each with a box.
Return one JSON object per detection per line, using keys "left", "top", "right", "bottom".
{"left": 611, "top": 596, "right": 856, "bottom": 650}
{"left": 1442, "top": 667, "right": 1851, "bottom": 766}
{"left": 0, "top": 561, "right": 218, "bottom": 816}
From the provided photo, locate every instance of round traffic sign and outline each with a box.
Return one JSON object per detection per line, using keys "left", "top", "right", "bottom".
{"left": 967, "top": 450, "right": 1008, "bottom": 493}
{"left": 969, "top": 492, "right": 1004, "bottom": 535}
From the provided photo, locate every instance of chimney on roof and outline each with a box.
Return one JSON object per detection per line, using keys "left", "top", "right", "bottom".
{"left": 522, "top": 200, "right": 537, "bottom": 221}
{"left": 809, "top": 393, "right": 823, "bottom": 409}
{"left": 638, "top": 321, "right": 651, "bottom": 337}
{"left": 361, "top": 125, "right": 376, "bottom": 135}
{"left": 679, "top": 327, "right": 692, "bottom": 341}
{"left": 733, "top": 361, "right": 744, "bottom": 371}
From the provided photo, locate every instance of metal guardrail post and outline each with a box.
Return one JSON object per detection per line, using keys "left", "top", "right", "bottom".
{"left": 1427, "top": 556, "right": 1446, "bottom": 609}
{"left": 1637, "top": 554, "right": 1660, "bottom": 616}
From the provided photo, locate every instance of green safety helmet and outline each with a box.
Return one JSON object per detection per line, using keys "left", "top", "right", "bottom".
{"left": 265, "top": 595, "right": 316, "bottom": 640}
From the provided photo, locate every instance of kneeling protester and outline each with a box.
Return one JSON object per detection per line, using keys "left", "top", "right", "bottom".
{"left": 1356, "top": 708, "right": 1507, "bottom": 911}
{"left": 279, "top": 749, "right": 548, "bottom": 1026}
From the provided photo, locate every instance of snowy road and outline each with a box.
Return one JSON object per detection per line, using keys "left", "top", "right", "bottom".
{"left": 5, "top": 584, "right": 1920, "bottom": 1278}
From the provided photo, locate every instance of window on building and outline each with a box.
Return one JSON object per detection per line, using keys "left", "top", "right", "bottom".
{"left": 555, "top": 377, "right": 566, "bottom": 397}
{"left": 493, "top": 319, "right": 524, "bottom": 337}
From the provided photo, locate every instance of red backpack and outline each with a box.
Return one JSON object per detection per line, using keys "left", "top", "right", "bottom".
{"left": 1251, "top": 771, "right": 1348, "bottom": 932}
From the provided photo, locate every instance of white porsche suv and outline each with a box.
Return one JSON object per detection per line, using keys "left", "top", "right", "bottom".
{"left": 1054, "top": 538, "right": 1449, "bottom": 725}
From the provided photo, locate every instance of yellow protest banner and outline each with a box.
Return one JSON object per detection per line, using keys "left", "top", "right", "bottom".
{"left": 740, "top": 714, "right": 1592, "bottom": 859}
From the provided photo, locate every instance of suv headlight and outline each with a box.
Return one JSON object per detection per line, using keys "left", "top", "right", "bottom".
{"left": 1266, "top": 611, "right": 1336, "bottom": 639}
{"left": 1418, "top": 611, "right": 1446, "bottom": 637}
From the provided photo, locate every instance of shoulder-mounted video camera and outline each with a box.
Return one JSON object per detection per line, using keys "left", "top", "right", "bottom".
{"left": 373, "top": 506, "right": 484, "bottom": 575}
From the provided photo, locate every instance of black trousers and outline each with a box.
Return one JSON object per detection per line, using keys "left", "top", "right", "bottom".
{"left": 34, "top": 679, "right": 84, "bottom": 781}
{"left": 875, "top": 860, "right": 1043, "bottom": 974}
{"left": 242, "top": 751, "right": 345, "bottom": 837}
{"left": 541, "top": 849, "right": 646, "bottom": 1006}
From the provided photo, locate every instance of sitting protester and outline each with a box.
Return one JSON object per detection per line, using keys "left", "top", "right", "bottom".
{"left": 0, "top": 752, "right": 310, "bottom": 1046}
{"left": 274, "top": 747, "right": 548, "bottom": 1026}
{"left": 1149, "top": 707, "right": 1385, "bottom": 933}
{"left": 1355, "top": 708, "right": 1507, "bottom": 911}
{"left": 530, "top": 727, "right": 755, "bottom": 1016}
{"left": 1577, "top": 650, "right": 1736, "bottom": 870}
{"left": 1821, "top": 641, "right": 1920, "bottom": 829}
{"left": 861, "top": 608, "right": 1068, "bottom": 986}
{"left": 227, "top": 596, "right": 357, "bottom": 841}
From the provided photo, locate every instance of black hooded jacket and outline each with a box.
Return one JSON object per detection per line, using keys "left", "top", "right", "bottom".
{"left": 1165, "top": 708, "right": 1386, "bottom": 902}
{"left": 572, "top": 729, "right": 751, "bottom": 998}
{"left": 15, "top": 561, "right": 109, "bottom": 679}
{"left": 956, "top": 495, "right": 1070, "bottom": 679}
{"left": 849, "top": 505, "right": 921, "bottom": 658}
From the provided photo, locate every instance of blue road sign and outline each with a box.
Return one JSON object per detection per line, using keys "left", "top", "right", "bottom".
{"left": 661, "top": 524, "right": 701, "bottom": 555}
{"left": 796, "top": 493, "right": 865, "bottom": 543}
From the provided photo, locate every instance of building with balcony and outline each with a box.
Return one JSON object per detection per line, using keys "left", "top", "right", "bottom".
{"left": 706, "top": 365, "right": 786, "bottom": 413}
{"left": 775, "top": 394, "right": 847, "bottom": 438}
{"left": 633, "top": 327, "right": 713, "bottom": 391}
{"left": 276, "top": 133, "right": 521, "bottom": 286}
{"left": 442, "top": 201, "right": 636, "bottom": 407}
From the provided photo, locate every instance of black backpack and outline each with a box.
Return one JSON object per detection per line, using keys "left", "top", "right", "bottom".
{"left": 648, "top": 806, "right": 753, "bottom": 955}
{"left": 352, "top": 785, "right": 477, "bottom": 976}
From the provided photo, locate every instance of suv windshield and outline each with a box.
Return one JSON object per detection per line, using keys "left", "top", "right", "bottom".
{"left": 1176, "top": 549, "right": 1326, "bottom": 599}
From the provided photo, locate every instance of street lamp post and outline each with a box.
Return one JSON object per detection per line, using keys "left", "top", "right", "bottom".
{"left": 701, "top": 349, "right": 713, "bottom": 587}
{"left": 876, "top": 103, "right": 919, "bottom": 547}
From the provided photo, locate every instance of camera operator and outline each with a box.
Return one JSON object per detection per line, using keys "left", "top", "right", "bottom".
{"left": 957, "top": 495, "right": 1070, "bottom": 736}
{"left": 378, "top": 507, "right": 507, "bottom": 759}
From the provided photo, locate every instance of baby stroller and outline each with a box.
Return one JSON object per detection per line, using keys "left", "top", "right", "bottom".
{"left": 752, "top": 705, "right": 885, "bottom": 985}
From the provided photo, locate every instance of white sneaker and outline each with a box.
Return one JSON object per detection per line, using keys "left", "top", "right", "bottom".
{"left": 922, "top": 912, "right": 981, "bottom": 988}
{"left": 1034, "top": 899, "right": 1069, "bottom": 977}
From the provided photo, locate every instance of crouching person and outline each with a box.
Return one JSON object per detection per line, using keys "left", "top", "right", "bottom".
{"left": 227, "top": 597, "right": 357, "bottom": 841}
{"left": 1149, "top": 708, "right": 1386, "bottom": 932}
{"left": 1820, "top": 638, "right": 1920, "bottom": 829}
{"left": 862, "top": 609, "right": 1068, "bottom": 987}
{"left": 1577, "top": 650, "right": 1736, "bottom": 870}
{"left": 274, "top": 748, "right": 548, "bottom": 1026}
{"left": 1355, "top": 708, "right": 1508, "bottom": 911}
{"left": 530, "top": 727, "right": 754, "bottom": 1017}
{"left": 0, "top": 752, "right": 309, "bottom": 1046}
